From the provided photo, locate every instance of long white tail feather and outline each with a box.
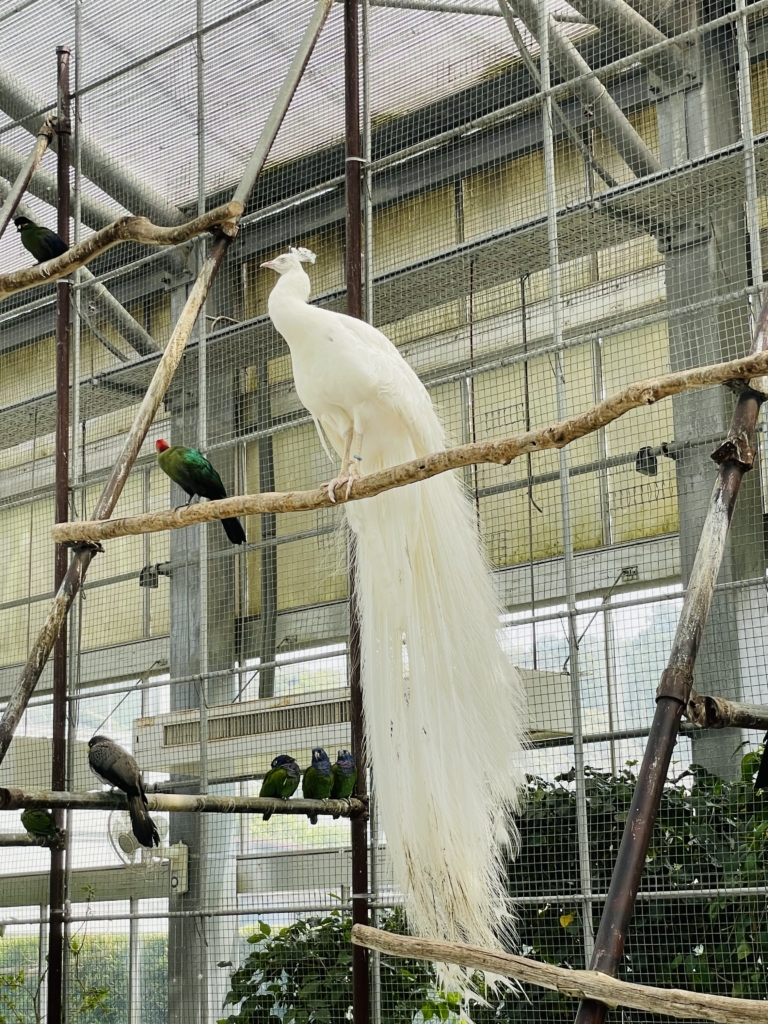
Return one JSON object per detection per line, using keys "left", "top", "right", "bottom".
{"left": 265, "top": 255, "right": 527, "bottom": 995}
{"left": 345, "top": 430, "right": 526, "bottom": 992}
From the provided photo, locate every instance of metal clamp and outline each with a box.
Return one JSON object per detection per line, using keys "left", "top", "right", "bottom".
{"left": 657, "top": 665, "right": 693, "bottom": 703}
{"left": 710, "top": 430, "right": 756, "bottom": 470}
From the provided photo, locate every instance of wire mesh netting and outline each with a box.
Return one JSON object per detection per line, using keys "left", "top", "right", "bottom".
{"left": 0, "top": 0, "right": 768, "bottom": 1020}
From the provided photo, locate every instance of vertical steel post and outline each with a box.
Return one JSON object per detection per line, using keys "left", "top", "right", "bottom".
{"left": 49, "top": 43, "right": 71, "bottom": 1024}
{"left": 360, "top": 4, "right": 380, "bottom": 1023}
{"left": 538, "top": 0, "right": 594, "bottom": 962}
{"left": 346, "top": 3, "right": 370, "bottom": 1023}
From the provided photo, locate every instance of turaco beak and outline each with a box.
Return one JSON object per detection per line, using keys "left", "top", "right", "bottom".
{"left": 261, "top": 259, "right": 278, "bottom": 270}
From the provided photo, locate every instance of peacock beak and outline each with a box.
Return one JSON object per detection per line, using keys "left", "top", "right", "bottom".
{"left": 261, "top": 259, "right": 278, "bottom": 270}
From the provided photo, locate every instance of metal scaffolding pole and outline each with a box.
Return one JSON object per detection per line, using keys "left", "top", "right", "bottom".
{"left": 0, "top": 139, "right": 115, "bottom": 230}
{"left": 497, "top": 0, "right": 619, "bottom": 188}
{"left": 509, "top": 0, "right": 661, "bottom": 178}
{"left": 538, "top": 0, "right": 595, "bottom": 964}
{"left": 346, "top": 4, "right": 371, "bottom": 1024}
{"left": 564, "top": 0, "right": 689, "bottom": 82}
{"left": 47, "top": 45, "right": 70, "bottom": 1024}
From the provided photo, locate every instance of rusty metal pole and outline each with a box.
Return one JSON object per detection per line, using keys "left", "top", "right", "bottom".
{"left": 574, "top": 316, "right": 768, "bottom": 1023}
{"left": 48, "top": 44, "right": 71, "bottom": 1024}
{"left": 345, "top": 2, "right": 370, "bottom": 1022}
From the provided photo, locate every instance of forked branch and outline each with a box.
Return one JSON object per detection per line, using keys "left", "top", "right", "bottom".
{"left": 0, "top": 200, "right": 243, "bottom": 303}
{"left": 52, "top": 348, "right": 768, "bottom": 545}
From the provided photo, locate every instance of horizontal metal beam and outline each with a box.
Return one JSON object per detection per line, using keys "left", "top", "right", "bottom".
{"left": 507, "top": 0, "right": 662, "bottom": 177}
{"left": 566, "top": 0, "right": 689, "bottom": 83}
{"left": 368, "top": 0, "right": 502, "bottom": 12}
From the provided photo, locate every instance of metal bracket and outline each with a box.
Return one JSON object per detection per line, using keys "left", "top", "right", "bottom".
{"left": 168, "top": 842, "right": 189, "bottom": 895}
{"left": 686, "top": 691, "right": 726, "bottom": 729}
{"left": 66, "top": 540, "right": 104, "bottom": 554}
{"left": 656, "top": 665, "right": 693, "bottom": 702}
{"left": 657, "top": 219, "right": 711, "bottom": 254}
{"left": 710, "top": 429, "right": 756, "bottom": 470}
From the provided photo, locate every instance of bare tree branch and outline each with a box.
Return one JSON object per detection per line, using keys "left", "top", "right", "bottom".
{"left": 351, "top": 924, "right": 768, "bottom": 1023}
{"left": 0, "top": 200, "right": 243, "bottom": 303}
{"left": 52, "top": 348, "right": 768, "bottom": 546}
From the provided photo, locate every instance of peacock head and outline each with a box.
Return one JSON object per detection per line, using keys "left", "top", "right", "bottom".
{"left": 261, "top": 247, "right": 316, "bottom": 275}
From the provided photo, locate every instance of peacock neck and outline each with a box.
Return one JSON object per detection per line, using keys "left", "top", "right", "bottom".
{"left": 267, "top": 270, "right": 314, "bottom": 342}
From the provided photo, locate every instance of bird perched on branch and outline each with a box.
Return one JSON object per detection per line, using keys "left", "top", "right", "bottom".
{"left": 155, "top": 439, "right": 246, "bottom": 545}
{"left": 21, "top": 808, "right": 63, "bottom": 844}
{"left": 302, "top": 747, "right": 333, "bottom": 824}
{"left": 263, "top": 247, "right": 525, "bottom": 989}
{"left": 330, "top": 749, "right": 357, "bottom": 818}
{"left": 88, "top": 735, "right": 160, "bottom": 848}
{"left": 14, "top": 216, "right": 68, "bottom": 263}
{"left": 259, "top": 754, "right": 300, "bottom": 820}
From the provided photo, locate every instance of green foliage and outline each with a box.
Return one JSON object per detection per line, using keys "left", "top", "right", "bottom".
{"left": 0, "top": 934, "right": 168, "bottom": 1024}
{"left": 0, "top": 968, "right": 30, "bottom": 1024}
{"left": 218, "top": 908, "right": 462, "bottom": 1024}
{"left": 505, "top": 754, "right": 768, "bottom": 1018}
{"left": 223, "top": 754, "right": 768, "bottom": 1023}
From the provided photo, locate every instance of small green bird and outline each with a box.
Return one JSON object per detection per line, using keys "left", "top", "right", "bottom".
{"left": 330, "top": 749, "right": 357, "bottom": 818}
{"left": 155, "top": 439, "right": 246, "bottom": 545}
{"left": 21, "top": 808, "right": 63, "bottom": 844}
{"left": 259, "top": 754, "right": 300, "bottom": 821}
{"left": 302, "top": 747, "right": 333, "bottom": 825}
{"left": 14, "top": 216, "right": 68, "bottom": 263}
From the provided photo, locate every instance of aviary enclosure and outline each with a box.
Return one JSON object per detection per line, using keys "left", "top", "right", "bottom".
{"left": 1, "top": 0, "right": 768, "bottom": 1020}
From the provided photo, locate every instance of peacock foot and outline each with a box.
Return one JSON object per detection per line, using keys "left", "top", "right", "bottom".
{"left": 325, "top": 463, "right": 361, "bottom": 503}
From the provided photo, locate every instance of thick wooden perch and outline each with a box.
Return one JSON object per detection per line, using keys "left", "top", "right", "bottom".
{"left": 0, "top": 787, "right": 367, "bottom": 819}
{"left": 52, "top": 348, "right": 768, "bottom": 545}
{"left": 0, "top": 201, "right": 242, "bottom": 303}
{"left": 350, "top": 925, "right": 768, "bottom": 1024}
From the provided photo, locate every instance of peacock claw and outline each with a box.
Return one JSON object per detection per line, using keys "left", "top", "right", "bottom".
{"left": 325, "top": 465, "right": 360, "bottom": 503}
{"left": 325, "top": 475, "right": 349, "bottom": 504}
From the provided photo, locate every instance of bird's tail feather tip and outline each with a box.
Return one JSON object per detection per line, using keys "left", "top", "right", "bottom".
{"left": 222, "top": 516, "right": 246, "bottom": 545}
{"left": 128, "top": 795, "right": 160, "bottom": 848}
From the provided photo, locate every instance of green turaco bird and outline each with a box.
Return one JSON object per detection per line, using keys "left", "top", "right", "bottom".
{"left": 14, "top": 216, "right": 68, "bottom": 263}
{"left": 259, "top": 754, "right": 300, "bottom": 821}
{"left": 155, "top": 439, "right": 246, "bottom": 545}
{"left": 21, "top": 808, "right": 63, "bottom": 844}
{"left": 330, "top": 749, "right": 357, "bottom": 818}
{"left": 302, "top": 747, "right": 333, "bottom": 825}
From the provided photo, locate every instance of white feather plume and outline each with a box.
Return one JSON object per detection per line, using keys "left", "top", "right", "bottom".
{"left": 289, "top": 246, "right": 317, "bottom": 264}
{"left": 264, "top": 249, "right": 526, "bottom": 991}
